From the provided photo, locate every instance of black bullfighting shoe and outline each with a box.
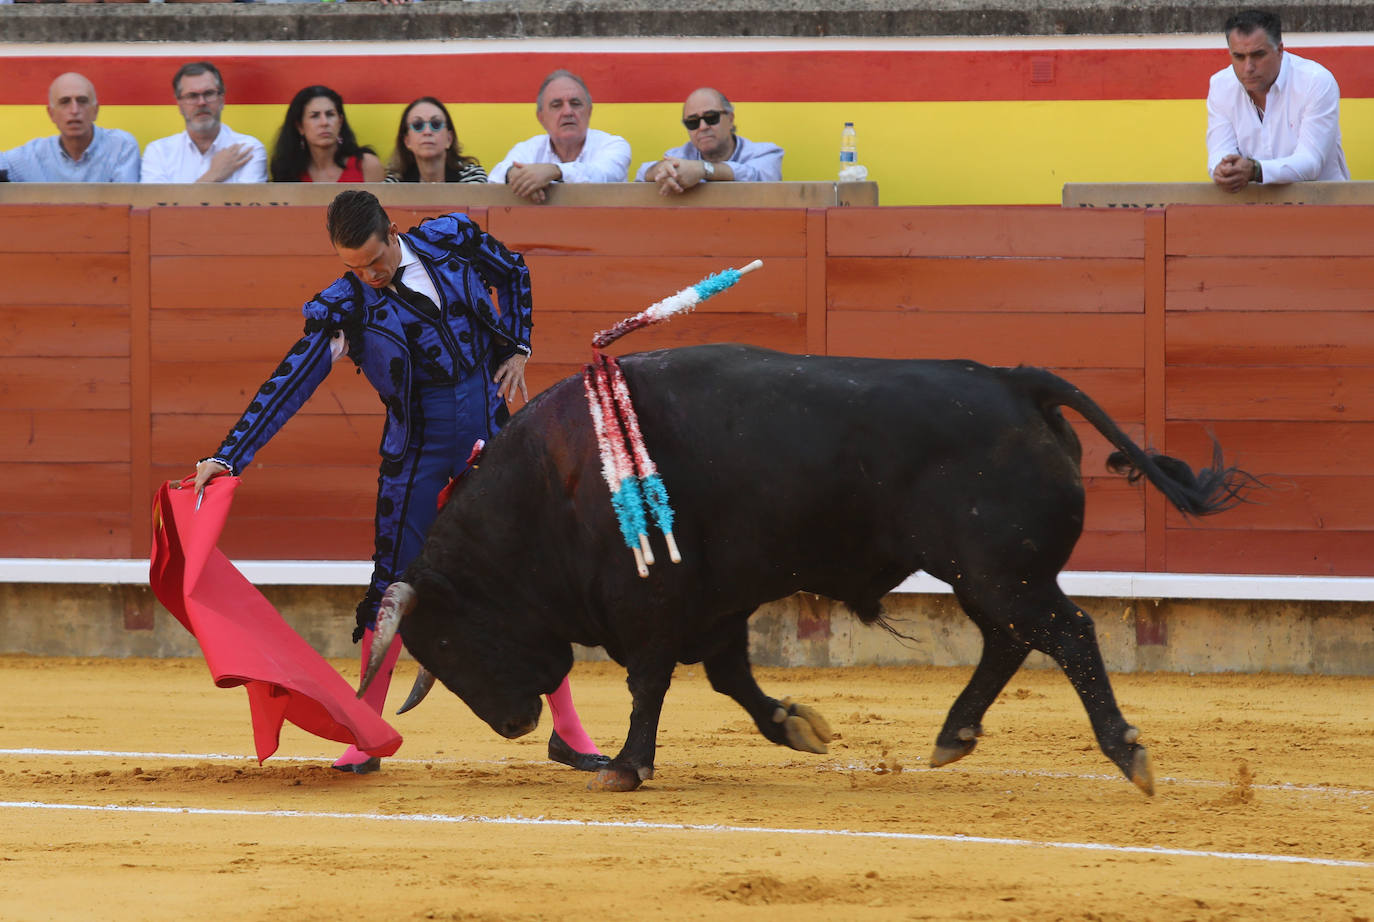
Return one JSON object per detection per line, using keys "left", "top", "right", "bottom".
{"left": 547, "top": 730, "right": 612, "bottom": 772}
{"left": 332, "top": 756, "right": 381, "bottom": 775}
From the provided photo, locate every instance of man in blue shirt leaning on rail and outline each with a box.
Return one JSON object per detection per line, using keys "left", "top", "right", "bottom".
{"left": 635, "top": 87, "right": 784, "bottom": 195}
{"left": 1, "top": 73, "right": 140, "bottom": 183}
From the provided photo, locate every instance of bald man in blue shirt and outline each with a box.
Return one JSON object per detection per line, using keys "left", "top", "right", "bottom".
{"left": 3, "top": 73, "right": 140, "bottom": 183}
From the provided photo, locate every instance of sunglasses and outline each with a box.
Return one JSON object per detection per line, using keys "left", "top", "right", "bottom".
{"left": 682, "top": 110, "right": 727, "bottom": 130}
{"left": 407, "top": 118, "right": 447, "bottom": 133}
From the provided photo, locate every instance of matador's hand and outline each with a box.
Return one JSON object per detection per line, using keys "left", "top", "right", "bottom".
{"left": 494, "top": 353, "right": 530, "bottom": 406}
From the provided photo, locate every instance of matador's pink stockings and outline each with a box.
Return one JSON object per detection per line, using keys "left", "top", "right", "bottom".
{"left": 545, "top": 675, "right": 601, "bottom": 755}
{"left": 332, "top": 628, "right": 402, "bottom": 772}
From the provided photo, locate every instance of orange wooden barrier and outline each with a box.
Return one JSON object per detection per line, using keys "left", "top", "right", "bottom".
{"left": 1160, "top": 206, "right": 1374, "bottom": 576}
{"left": 2, "top": 202, "right": 1371, "bottom": 577}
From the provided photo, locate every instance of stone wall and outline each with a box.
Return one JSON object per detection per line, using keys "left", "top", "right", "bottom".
{"left": 2, "top": 0, "right": 1370, "bottom": 44}
{"left": 3, "top": 582, "right": 1370, "bottom": 675}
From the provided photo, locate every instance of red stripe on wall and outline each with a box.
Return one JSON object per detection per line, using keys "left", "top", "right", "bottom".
{"left": 5, "top": 48, "right": 1373, "bottom": 106}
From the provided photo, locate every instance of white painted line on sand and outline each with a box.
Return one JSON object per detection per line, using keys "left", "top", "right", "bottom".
{"left": 0, "top": 747, "right": 448, "bottom": 765}
{"left": 2, "top": 799, "right": 1370, "bottom": 870}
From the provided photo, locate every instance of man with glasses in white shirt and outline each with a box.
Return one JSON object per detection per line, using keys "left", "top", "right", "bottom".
{"left": 141, "top": 61, "right": 268, "bottom": 184}
{"left": 635, "top": 88, "right": 783, "bottom": 195}
{"left": 1206, "top": 9, "right": 1349, "bottom": 191}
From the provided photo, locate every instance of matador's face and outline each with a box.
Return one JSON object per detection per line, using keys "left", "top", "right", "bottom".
{"left": 336, "top": 225, "right": 402, "bottom": 289}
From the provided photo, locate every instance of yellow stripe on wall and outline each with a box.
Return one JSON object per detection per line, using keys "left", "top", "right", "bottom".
{"left": 3, "top": 100, "right": 1369, "bottom": 205}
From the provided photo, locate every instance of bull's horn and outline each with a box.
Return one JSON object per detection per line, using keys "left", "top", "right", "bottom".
{"left": 358, "top": 582, "right": 416, "bottom": 698}
{"left": 396, "top": 666, "right": 436, "bottom": 714}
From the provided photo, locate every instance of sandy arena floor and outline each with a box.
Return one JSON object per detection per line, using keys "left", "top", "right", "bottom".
{"left": 2, "top": 655, "right": 1371, "bottom": 922}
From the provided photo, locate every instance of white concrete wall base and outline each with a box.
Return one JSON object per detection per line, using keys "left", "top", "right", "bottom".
{"left": 1, "top": 584, "right": 1369, "bottom": 675}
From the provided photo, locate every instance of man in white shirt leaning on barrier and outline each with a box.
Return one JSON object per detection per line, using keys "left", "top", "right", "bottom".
{"left": 1206, "top": 8, "right": 1349, "bottom": 192}
{"left": 488, "top": 69, "right": 631, "bottom": 203}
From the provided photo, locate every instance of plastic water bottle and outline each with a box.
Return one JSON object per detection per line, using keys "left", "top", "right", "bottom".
{"left": 840, "top": 121, "right": 857, "bottom": 169}
{"left": 839, "top": 121, "right": 866, "bottom": 181}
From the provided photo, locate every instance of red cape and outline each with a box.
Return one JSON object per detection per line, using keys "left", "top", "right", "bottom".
{"left": 149, "top": 477, "right": 402, "bottom": 763}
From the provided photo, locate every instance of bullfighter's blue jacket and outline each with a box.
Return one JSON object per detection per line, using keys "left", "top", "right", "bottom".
{"left": 209, "top": 212, "right": 532, "bottom": 473}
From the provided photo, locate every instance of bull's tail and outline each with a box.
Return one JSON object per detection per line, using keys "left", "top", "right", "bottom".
{"left": 1014, "top": 366, "right": 1261, "bottom": 517}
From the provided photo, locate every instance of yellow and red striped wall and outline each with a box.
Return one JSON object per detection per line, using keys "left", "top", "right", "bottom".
{"left": 2, "top": 37, "right": 1371, "bottom": 204}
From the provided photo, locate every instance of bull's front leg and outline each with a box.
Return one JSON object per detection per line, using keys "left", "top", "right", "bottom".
{"left": 587, "top": 655, "right": 675, "bottom": 793}
{"left": 702, "top": 616, "right": 833, "bottom": 754}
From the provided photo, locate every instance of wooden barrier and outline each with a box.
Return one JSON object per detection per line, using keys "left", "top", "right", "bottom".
{"left": 0, "top": 182, "right": 879, "bottom": 209}
{"left": 3, "top": 201, "right": 1371, "bottom": 577}
{"left": 1064, "top": 181, "right": 1374, "bottom": 208}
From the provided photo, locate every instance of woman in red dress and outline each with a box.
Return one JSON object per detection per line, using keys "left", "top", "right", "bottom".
{"left": 269, "top": 85, "right": 384, "bottom": 183}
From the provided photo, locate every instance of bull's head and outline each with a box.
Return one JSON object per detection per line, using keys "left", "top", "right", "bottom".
{"left": 358, "top": 578, "right": 571, "bottom": 740}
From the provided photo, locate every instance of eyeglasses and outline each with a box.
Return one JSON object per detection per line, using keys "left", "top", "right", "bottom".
{"left": 178, "top": 89, "right": 222, "bottom": 104}
{"left": 408, "top": 118, "right": 447, "bottom": 133}
{"left": 682, "top": 110, "right": 727, "bottom": 130}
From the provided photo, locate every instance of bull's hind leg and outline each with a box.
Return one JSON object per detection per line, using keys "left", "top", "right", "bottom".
{"left": 1015, "top": 586, "right": 1154, "bottom": 795}
{"left": 930, "top": 616, "right": 1030, "bottom": 767}
{"left": 702, "top": 616, "right": 833, "bottom": 754}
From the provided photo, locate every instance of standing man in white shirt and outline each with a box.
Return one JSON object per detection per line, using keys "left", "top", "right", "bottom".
{"left": 141, "top": 61, "right": 268, "bottom": 184}
{"left": 488, "top": 69, "right": 630, "bottom": 203}
{"left": 1206, "top": 9, "right": 1349, "bottom": 191}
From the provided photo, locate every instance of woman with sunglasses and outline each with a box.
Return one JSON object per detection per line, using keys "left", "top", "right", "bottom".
{"left": 385, "top": 98, "right": 487, "bottom": 184}
{"left": 269, "top": 85, "right": 384, "bottom": 183}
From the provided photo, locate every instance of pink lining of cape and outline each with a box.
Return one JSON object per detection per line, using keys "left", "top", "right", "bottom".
{"left": 149, "top": 476, "right": 402, "bottom": 763}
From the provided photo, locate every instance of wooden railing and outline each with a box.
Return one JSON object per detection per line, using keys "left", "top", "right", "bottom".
{"left": 4, "top": 199, "right": 1370, "bottom": 577}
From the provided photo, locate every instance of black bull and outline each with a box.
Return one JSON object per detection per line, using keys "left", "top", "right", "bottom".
{"left": 361, "top": 344, "right": 1254, "bottom": 794}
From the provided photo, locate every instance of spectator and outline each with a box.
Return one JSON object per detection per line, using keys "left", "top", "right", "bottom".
{"left": 141, "top": 61, "right": 268, "bottom": 184}
{"left": 384, "top": 97, "right": 487, "bottom": 184}
{"left": 488, "top": 69, "right": 630, "bottom": 202}
{"left": 269, "top": 85, "right": 384, "bottom": 183}
{"left": 1207, "top": 9, "right": 1349, "bottom": 191}
{"left": 635, "top": 88, "right": 783, "bottom": 195}
{"left": 2, "top": 73, "right": 140, "bottom": 183}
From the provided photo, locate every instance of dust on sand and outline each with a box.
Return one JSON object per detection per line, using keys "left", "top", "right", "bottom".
{"left": 2, "top": 657, "right": 1371, "bottom": 921}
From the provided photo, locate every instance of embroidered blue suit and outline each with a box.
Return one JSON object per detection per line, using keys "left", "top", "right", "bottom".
{"left": 206, "top": 213, "right": 533, "bottom": 638}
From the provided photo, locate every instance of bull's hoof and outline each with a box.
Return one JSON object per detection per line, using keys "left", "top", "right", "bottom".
{"left": 773, "top": 698, "right": 833, "bottom": 754}
{"left": 783, "top": 716, "right": 828, "bottom": 754}
{"left": 548, "top": 731, "right": 613, "bottom": 773}
{"left": 1129, "top": 746, "right": 1155, "bottom": 796}
{"left": 929, "top": 724, "right": 981, "bottom": 767}
{"left": 928, "top": 743, "right": 972, "bottom": 767}
{"left": 586, "top": 766, "right": 643, "bottom": 793}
